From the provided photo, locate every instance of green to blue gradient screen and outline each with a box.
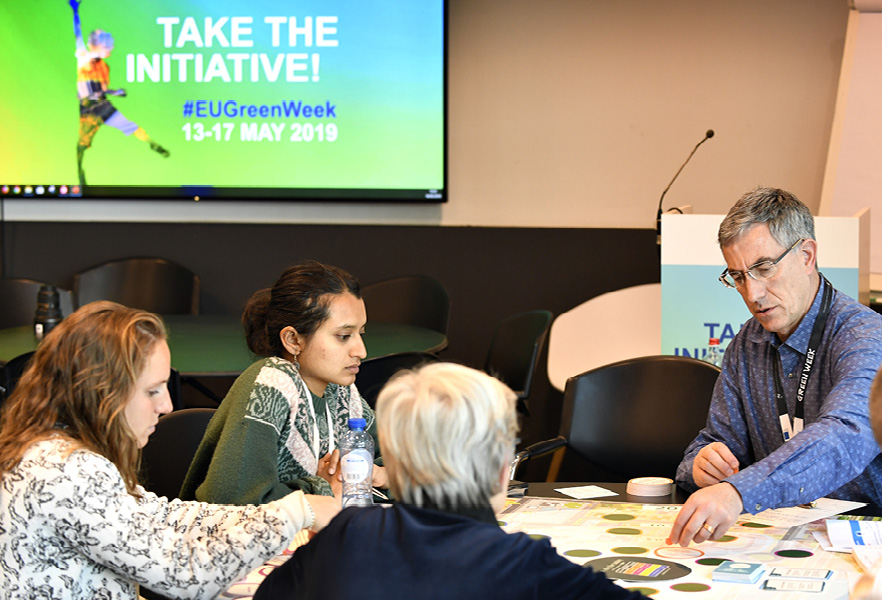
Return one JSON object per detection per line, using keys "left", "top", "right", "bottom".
{"left": 0, "top": 1, "right": 446, "bottom": 201}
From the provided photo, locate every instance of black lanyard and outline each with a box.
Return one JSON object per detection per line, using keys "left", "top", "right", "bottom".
{"left": 771, "top": 276, "right": 833, "bottom": 443}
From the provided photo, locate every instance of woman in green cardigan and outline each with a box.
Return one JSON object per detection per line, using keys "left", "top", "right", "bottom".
{"left": 181, "top": 261, "right": 387, "bottom": 504}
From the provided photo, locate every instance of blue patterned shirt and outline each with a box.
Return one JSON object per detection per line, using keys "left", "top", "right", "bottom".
{"left": 676, "top": 277, "right": 882, "bottom": 512}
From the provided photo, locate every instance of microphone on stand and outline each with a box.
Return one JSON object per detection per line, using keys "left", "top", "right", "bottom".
{"left": 656, "top": 129, "right": 715, "bottom": 246}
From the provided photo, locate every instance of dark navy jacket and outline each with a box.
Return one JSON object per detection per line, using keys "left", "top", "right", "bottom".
{"left": 254, "top": 502, "right": 647, "bottom": 600}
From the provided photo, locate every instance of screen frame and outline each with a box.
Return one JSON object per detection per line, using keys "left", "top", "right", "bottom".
{"left": 1, "top": 1, "right": 448, "bottom": 204}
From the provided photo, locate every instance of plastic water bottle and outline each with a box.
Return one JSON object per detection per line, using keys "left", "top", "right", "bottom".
{"left": 705, "top": 337, "right": 723, "bottom": 367}
{"left": 34, "top": 285, "right": 63, "bottom": 341}
{"left": 340, "top": 418, "right": 374, "bottom": 507}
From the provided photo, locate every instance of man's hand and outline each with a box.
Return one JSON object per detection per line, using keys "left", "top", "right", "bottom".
{"left": 692, "top": 442, "right": 739, "bottom": 488}
{"left": 107, "top": 88, "right": 127, "bottom": 97}
{"left": 666, "top": 482, "right": 743, "bottom": 547}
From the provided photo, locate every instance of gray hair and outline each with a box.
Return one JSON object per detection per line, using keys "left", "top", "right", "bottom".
{"left": 718, "top": 187, "right": 815, "bottom": 248}
{"left": 376, "top": 362, "right": 518, "bottom": 509}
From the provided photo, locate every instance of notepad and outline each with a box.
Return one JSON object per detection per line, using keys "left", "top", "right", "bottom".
{"left": 826, "top": 518, "right": 882, "bottom": 549}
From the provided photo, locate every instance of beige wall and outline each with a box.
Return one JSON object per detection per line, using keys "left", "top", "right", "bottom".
{"left": 8, "top": 0, "right": 849, "bottom": 226}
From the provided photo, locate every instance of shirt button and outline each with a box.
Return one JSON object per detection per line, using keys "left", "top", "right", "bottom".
{"left": 755, "top": 503, "right": 762, "bottom": 511}
{"left": 799, "top": 487, "right": 805, "bottom": 493}
{"left": 788, "top": 373, "right": 794, "bottom": 378}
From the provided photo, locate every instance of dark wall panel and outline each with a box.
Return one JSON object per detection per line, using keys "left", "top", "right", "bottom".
{"left": 1, "top": 221, "right": 660, "bottom": 479}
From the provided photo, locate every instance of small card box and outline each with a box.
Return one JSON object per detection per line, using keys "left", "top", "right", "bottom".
{"left": 712, "top": 561, "right": 765, "bottom": 584}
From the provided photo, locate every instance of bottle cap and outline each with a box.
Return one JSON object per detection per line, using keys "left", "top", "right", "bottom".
{"left": 347, "top": 418, "right": 367, "bottom": 429}
{"left": 709, "top": 338, "right": 720, "bottom": 345}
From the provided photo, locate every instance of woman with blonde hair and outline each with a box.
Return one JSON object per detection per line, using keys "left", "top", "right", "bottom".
{"left": 0, "top": 301, "right": 337, "bottom": 599}
{"left": 254, "top": 363, "right": 647, "bottom": 600}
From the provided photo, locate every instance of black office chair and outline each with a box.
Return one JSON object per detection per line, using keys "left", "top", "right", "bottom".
{"left": 0, "top": 278, "right": 76, "bottom": 330}
{"left": 73, "top": 257, "right": 200, "bottom": 314}
{"left": 355, "top": 351, "right": 439, "bottom": 408}
{"left": 510, "top": 355, "right": 720, "bottom": 482}
{"left": 361, "top": 275, "right": 450, "bottom": 336}
{"left": 167, "top": 368, "right": 185, "bottom": 412}
{"left": 484, "top": 309, "right": 553, "bottom": 416}
{"left": 138, "top": 406, "right": 215, "bottom": 600}
{"left": 0, "top": 351, "right": 35, "bottom": 405}
{"left": 139, "top": 407, "right": 216, "bottom": 500}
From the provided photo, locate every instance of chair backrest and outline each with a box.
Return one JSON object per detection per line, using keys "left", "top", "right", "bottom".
{"left": 355, "top": 351, "right": 439, "bottom": 408}
{"left": 560, "top": 355, "right": 719, "bottom": 481}
{"left": 484, "top": 309, "right": 553, "bottom": 400}
{"left": 547, "top": 283, "right": 661, "bottom": 392}
{"left": 167, "top": 368, "right": 184, "bottom": 411}
{"left": 0, "top": 351, "right": 35, "bottom": 404}
{"left": 140, "top": 407, "right": 216, "bottom": 499}
{"left": 73, "top": 257, "right": 200, "bottom": 315}
{"left": 361, "top": 275, "right": 450, "bottom": 335}
{"left": 0, "top": 278, "right": 75, "bottom": 330}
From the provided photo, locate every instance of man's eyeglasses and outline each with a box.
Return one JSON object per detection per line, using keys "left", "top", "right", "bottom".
{"left": 718, "top": 238, "right": 804, "bottom": 289}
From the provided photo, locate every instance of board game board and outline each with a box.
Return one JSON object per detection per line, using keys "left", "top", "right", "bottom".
{"left": 498, "top": 497, "right": 860, "bottom": 599}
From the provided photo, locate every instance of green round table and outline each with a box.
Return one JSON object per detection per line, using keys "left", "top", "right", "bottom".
{"left": 0, "top": 315, "right": 448, "bottom": 376}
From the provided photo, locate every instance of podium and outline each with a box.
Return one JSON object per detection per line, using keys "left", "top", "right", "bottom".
{"left": 660, "top": 211, "right": 869, "bottom": 358}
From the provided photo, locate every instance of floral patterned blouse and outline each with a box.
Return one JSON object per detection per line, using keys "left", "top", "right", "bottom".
{"left": 0, "top": 437, "right": 312, "bottom": 599}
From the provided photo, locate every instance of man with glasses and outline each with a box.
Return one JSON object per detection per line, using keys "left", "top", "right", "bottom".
{"left": 667, "top": 187, "right": 882, "bottom": 547}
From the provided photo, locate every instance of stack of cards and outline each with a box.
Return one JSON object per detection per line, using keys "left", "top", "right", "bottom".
{"left": 712, "top": 561, "right": 765, "bottom": 584}
{"left": 761, "top": 567, "right": 831, "bottom": 593}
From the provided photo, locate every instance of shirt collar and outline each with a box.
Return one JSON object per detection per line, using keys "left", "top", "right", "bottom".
{"left": 418, "top": 499, "right": 499, "bottom": 525}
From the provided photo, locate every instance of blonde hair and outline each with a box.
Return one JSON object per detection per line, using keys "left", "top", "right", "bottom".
{"left": 0, "top": 301, "right": 166, "bottom": 496}
{"left": 376, "top": 362, "right": 518, "bottom": 508}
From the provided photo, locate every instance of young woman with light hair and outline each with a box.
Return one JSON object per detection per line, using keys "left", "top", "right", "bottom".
{"left": 0, "top": 301, "right": 337, "bottom": 599}
{"left": 254, "top": 362, "right": 647, "bottom": 600}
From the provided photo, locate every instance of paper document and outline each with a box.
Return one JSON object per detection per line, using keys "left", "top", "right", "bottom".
{"left": 826, "top": 519, "right": 882, "bottom": 549}
{"left": 554, "top": 485, "right": 618, "bottom": 499}
{"left": 745, "top": 498, "right": 865, "bottom": 527}
{"left": 811, "top": 529, "right": 851, "bottom": 553}
{"left": 853, "top": 547, "right": 882, "bottom": 573}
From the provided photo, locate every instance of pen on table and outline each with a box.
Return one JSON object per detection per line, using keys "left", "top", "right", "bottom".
{"left": 798, "top": 501, "right": 817, "bottom": 509}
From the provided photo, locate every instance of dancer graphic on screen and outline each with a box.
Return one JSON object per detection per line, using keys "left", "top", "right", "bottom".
{"left": 69, "top": 0, "right": 169, "bottom": 187}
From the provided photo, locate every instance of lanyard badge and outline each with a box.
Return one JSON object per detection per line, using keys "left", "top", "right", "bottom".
{"left": 772, "top": 277, "right": 832, "bottom": 444}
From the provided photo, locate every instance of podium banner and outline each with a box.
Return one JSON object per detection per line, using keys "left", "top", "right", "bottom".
{"left": 660, "top": 214, "right": 864, "bottom": 359}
